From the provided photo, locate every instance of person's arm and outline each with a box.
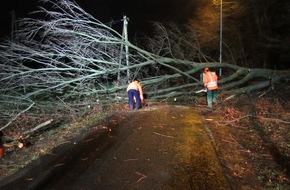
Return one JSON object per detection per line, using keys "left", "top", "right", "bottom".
{"left": 203, "top": 74, "right": 208, "bottom": 88}
{"left": 136, "top": 82, "right": 144, "bottom": 101}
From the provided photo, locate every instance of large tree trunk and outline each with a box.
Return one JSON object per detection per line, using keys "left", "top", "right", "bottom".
{"left": 0, "top": 0, "right": 289, "bottom": 131}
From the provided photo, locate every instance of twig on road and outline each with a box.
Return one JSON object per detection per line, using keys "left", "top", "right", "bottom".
{"left": 124, "top": 158, "right": 138, "bottom": 162}
{"left": 136, "top": 172, "right": 147, "bottom": 183}
{"left": 153, "top": 132, "right": 175, "bottom": 138}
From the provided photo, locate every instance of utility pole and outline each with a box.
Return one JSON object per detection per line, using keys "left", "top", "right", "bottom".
{"left": 219, "top": 0, "right": 223, "bottom": 76}
{"left": 10, "top": 10, "right": 16, "bottom": 41}
{"left": 122, "top": 15, "right": 130, "bottom": 83}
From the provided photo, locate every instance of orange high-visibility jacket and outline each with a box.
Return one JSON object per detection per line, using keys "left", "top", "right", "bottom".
{"left": 126, "top": 81, "right": 144, "bottom": 100}
{"left": 203, "top": 72, "right": 218, "bottom": 90}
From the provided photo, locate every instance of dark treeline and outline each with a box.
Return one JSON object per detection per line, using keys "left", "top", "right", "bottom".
{"left": 176, "top": 0, "right": 290, "bottom": 69}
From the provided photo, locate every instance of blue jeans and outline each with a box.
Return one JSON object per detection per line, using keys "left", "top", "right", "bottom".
{"left": 128, "top": 90, "right": 141, "bottom": 110}
{"left": 207, "top": 89, "right": 217, "bottom": 109}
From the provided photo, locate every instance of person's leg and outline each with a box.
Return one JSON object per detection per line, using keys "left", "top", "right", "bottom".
{"left": 207, "top": 90, "right": 213, "bottom": 109}
{"left": 134, "top": 91, "right": 141, "bottom": 109}
{"left": 128, "top": 90, "right": 135, "bottom": 110}
{"left": 212, "top": 90, "right": 218, "bottom": 104}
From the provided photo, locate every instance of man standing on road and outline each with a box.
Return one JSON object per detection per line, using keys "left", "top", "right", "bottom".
{"left": 203, "top": 68, "right": 218, "bottom": 109}
{"left": 126, "top": 79, "right": 144, "bottom": 111}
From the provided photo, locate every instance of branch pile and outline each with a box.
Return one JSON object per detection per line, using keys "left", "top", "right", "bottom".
{"left": 0, "top": 0, "right": 289, "bottom": 130}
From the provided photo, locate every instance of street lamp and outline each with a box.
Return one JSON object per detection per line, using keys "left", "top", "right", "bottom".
{"left": 219, "top": 0, "right": 223, "bottom": 76}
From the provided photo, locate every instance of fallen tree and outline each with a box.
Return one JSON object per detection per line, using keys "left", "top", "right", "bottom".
{"left": 0, "top": 0, "right": 289, "bottom": 131}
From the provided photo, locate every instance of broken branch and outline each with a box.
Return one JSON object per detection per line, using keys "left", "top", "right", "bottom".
{"left": 153, "top": 132, "right": 175, "bottom": 138}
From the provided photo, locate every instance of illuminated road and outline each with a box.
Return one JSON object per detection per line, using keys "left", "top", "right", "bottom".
{"left": 0, "top": 106, "right": 231, "bottom": 189}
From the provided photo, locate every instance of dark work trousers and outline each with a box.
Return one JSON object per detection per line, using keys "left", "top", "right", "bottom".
{"left": 128, "top": 89, "right": 141, "bottom": 110}
{"left": 206, "top": 89, "right": 217, "bottom": 109}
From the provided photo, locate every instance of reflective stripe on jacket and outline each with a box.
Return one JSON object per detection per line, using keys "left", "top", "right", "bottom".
{"left": 203, "top": 72, "right": 218, "bottom": 90}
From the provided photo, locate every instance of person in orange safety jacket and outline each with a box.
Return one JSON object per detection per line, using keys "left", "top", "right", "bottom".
{"left": 203, "top": 68, "right": 218, "bottom": 109}
{"left": 126, "top": 79, "right": 144, "bottom": 110}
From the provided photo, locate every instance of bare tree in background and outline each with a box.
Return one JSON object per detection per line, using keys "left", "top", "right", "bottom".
{"left": 0, "top": 0, "right": 289, "bottom": 131}
{"left": 0, "top": 0, "right": 200, "bottom": 128}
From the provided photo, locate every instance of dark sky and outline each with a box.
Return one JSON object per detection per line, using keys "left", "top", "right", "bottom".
{"left": 0, "top": 0, "right": 197, "bottom": 39}
{"left": 0, "top": 0, "right": 37, "bottom": 38}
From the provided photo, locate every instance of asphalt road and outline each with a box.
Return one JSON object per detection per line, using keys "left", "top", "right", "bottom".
{"left": 0, "top": 105, "right": 231, "bottom": 190}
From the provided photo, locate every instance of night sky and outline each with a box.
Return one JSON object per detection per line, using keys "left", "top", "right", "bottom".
{"left": 0, "top": 0, "right": 197, "bottom": 39}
